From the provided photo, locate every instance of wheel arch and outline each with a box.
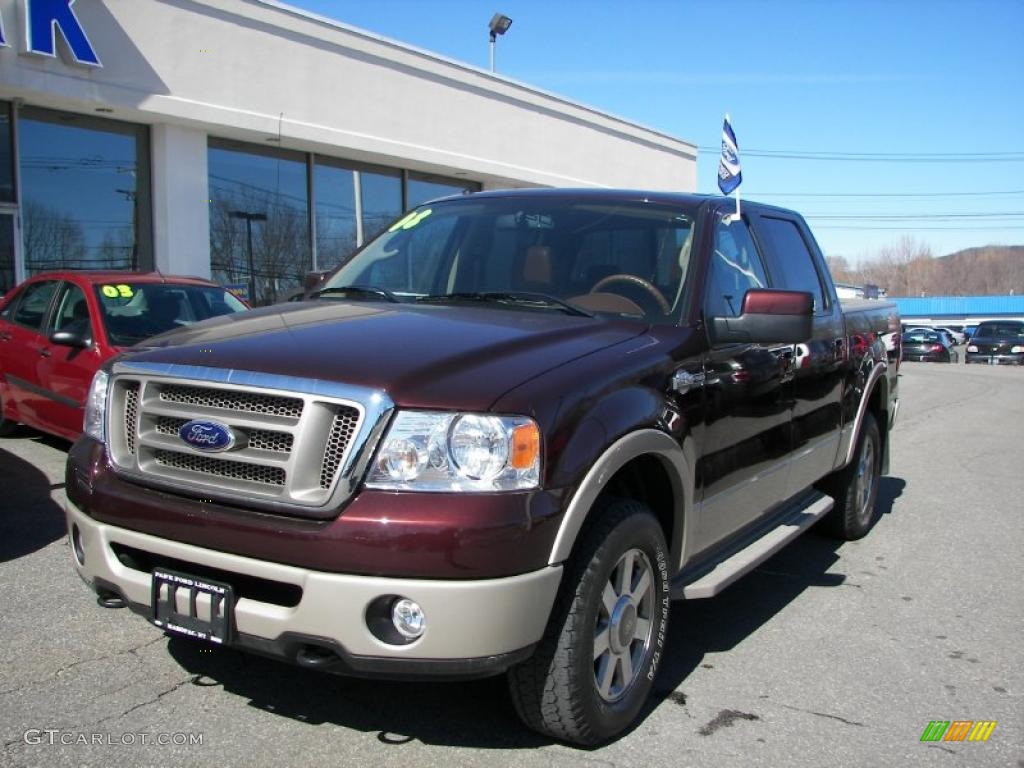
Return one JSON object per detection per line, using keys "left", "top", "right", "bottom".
{"left": 842, "top": 360, "right": 893, "bottom": 475}
{"left": 548, "top": 429, "right": 693, "bottom": 573}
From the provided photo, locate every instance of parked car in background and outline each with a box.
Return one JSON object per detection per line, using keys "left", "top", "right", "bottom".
{"left": 901, "top": 329, "right": 957, "bottom": 363}
{"left": 965, "top": 320, "right": 1024, "bottom": 365}
{"left": 0, "top": 271, "right": 249, "bottom": 441}
{"left": 935, "top": 326, "right": 966, "bottom": 345}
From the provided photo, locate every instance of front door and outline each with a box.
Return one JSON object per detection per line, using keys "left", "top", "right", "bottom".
{"left": 694, "top": 214, "right": 794, "bottom": 554}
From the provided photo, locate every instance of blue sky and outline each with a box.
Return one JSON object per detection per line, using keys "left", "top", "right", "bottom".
{"left": 283, "top": 0, "right": 1024, "bottom": 262}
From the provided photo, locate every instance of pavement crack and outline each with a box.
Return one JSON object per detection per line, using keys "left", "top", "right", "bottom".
{"left": 927, "top": 744, "right": 957, "bottom": 755}
{"left": 778, "top": 703, "right": 865, "bottom": 727}
{"left": 0, "top": 636, "right": 164, "bottom": 697}
{"left": 90, "top": 675, "right": 199, "bottom": 727}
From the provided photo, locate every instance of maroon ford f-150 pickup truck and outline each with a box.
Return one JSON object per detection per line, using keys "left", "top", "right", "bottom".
{"left": 65, "top": 189, "right": 899, "bottom": 745}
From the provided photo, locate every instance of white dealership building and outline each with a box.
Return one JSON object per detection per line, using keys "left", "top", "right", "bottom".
{"left": 0, "top": 0, "right": 696, "bottom": 301}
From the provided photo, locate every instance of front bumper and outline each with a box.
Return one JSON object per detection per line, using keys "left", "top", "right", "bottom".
{"left": 965, "top": 353, "right": 1024, "bottom": 365}
{"left": 66, "top": 501, "right": 562, "bottom": 679}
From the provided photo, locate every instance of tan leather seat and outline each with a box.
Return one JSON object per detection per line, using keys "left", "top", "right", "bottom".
{"left": 522, "top": 245, "right": 553, "bottom": 288}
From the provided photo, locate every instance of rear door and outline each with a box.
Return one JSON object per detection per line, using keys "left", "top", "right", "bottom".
{"left": 751, "top": 212, "right": 845, "bottom": 495}
{"left": 0, "top": 279, "right": 60, "bottom": 427}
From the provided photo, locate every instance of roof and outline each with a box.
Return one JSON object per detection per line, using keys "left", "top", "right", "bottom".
{"left": 17, "top": 271, "right": 218, "bottom": 286}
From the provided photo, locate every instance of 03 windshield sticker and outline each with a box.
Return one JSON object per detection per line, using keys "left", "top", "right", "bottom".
{"left": 388, "top": 209, "right": 433, "bottom": 232}
{"left": 101, "top": 284, "right": 134, "bottom": 299}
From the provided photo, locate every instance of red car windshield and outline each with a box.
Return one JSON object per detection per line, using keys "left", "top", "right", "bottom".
{"left": 93, "top": 282, "right": 247, "bottom": 346}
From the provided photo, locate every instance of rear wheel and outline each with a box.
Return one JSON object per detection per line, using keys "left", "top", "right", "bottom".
{"left": 507, "top": 498, "right": 670, "bottom": 745}
{"left": 821, "top": 412, "right": 882, "bottom": 540}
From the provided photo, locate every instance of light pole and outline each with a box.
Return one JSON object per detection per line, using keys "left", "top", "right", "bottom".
{"left": 230, "top": 210, "right": 267, "bottom": 303}
{"left": 488, "top": 13, "right": 512, "bottom": 73}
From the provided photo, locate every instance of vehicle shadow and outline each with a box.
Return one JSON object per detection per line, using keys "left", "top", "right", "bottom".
{"left": 0, "top": 431, "right": 70, "bottom": 563}
{"left": 164, "top": 475, "right": 908, "bottom": 750}
{"left": 645, "top": 475, "right": 907, "bottom": 714}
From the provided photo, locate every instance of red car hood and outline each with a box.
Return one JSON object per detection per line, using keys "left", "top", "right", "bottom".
{"left": 120, "top": 300, "right": 647, "bottom": 411}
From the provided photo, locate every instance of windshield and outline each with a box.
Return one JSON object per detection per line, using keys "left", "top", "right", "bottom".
{"left": 975, "top": 322, "right": 1024, "bottom": 339}
{"left": 903, "top": 331, "right": 941, "bottom": 343}
{"left": 320, "top": 196, "right": 698, "bottom": 324}
{"left": 94, "top": 282, "right": 248, "bottom": 346}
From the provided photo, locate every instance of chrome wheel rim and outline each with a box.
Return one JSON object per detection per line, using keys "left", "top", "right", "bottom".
{"left": 593, "top": 548, "right": 656, "bottom": 703}
{"left": 854, "top": 436, "right": 877, "bottom": 526}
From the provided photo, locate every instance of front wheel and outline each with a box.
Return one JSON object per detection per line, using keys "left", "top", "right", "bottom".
{"left": 0, "top": 391, "right": 18, "bottom": 437}
{"left": 507, "top": 498, "right": 670, "bottom": 745}
{"left": 820, "top": 412, "right": 882, "bottom": 540}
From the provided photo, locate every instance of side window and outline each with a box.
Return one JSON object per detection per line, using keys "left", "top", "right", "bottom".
{"left": 11, "top": 280, "right": 58, "bottom": 332}
{"left": 704, "top": 218, "right": 769, "bottom": 318}
{"left": 52, "top": 284, "right": 94, "bottom": 340}
{"left": 757, "top": 217, "right": 827, "bottom": 313}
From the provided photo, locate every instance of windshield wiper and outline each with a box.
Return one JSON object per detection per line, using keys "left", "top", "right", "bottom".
{"left": 416, "top": 291, "right": 593, "bottom": 317}
{"left": 310, "top": 285, "right": 400, "bottom": 303}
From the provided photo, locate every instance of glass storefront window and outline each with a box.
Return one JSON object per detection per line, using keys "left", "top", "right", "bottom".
{"left": 407, "top": 173, "right": 478, "bottom": 208}
{"left": 360, "top": 170, "right": 402, "bottom": 243}
{"left": 0, "top": 101, "right": 13, "bottom": 204}
{"left": 208, "top": 139, "right": 310, "bottom": 305}
{"left": 313, "top": 159, "right": 357, "bottom": 273}
{"left": 18, "top": 108, "right": 151, "bottom": 274}
{"left": 0, "top": 216, "right": 14, "bottom": 296}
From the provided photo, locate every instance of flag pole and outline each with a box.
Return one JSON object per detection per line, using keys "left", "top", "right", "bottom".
{"left": 719, "top": 113, "right": 742, "bottom": 224}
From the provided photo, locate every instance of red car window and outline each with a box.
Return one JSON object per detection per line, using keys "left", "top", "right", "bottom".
{"left": 10, "top": 280, "right": 59, "bottom": 332}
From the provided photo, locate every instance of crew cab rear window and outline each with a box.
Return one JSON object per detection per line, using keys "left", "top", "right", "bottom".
{"left": 757, "top": 217, "right": 827, "bottom": 313}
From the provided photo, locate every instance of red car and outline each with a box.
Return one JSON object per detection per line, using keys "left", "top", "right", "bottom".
{"left": 0, "top": 271, "right": 248, "bottom": 441}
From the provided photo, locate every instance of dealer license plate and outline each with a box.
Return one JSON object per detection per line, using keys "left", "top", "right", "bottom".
{"left": 151, "top": 568, "right": 234, "bottom": 644}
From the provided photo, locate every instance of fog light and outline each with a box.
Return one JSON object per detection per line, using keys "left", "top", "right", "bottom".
{"left": 71, "top": 524, "right": 85, "bottom": 566}
{"left": 391, "top": 598, "right": 426, "bottom": 640}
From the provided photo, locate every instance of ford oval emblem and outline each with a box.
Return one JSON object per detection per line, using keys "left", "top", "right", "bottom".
{"left": 178, "top": 420, "right": 236, "bottom": 452}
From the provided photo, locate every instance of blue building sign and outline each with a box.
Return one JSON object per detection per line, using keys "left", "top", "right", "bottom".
{"left": 0, "top": 0, "right": 101, "bottom": 67}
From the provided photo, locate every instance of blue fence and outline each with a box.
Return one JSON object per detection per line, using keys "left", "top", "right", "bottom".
{"left": 893, "top": 296, "right": 1024, "bottom": 319}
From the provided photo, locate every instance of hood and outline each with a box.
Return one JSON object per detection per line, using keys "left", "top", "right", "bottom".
{"left": 121, "top": 300, "right": 647, "bottom": 411}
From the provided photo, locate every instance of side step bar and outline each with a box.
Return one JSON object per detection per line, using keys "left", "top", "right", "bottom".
{"left": 674, "top": 492, "right": 834, "bottom": 599}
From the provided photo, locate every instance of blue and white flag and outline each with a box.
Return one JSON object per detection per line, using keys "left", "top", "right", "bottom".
{"left": 717, "top": 115, "right": 742, "bottom": 196}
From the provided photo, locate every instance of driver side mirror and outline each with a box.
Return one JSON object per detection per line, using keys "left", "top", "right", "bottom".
{"left": 708, "top": 289, "right": 813, "bottom": 345}
{"left": 50, "top": 329, "right": 92, "bottom": 349}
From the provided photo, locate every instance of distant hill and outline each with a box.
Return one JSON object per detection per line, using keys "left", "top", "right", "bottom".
{"left": 827, "top": 243, "right": 1024, "bottom": 297}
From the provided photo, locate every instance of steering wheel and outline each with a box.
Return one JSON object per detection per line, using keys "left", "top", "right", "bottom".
{"left": 591, "top": 274, "right": 671, "bottom": 315}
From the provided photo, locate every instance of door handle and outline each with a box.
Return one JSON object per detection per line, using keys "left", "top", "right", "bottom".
{"left": 0, "top": 332, "right": 11, "bottom": 342}
{"left": 39, "top": 348, "right": 51, "bottom": 358}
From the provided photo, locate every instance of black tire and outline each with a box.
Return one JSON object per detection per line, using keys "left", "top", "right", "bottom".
{"left": 507, "top": 498, "right": 670, "bottom": 746}
{"left": 0, "top": 391, "right": 18, "bottom": 437}
{"left": 820, "top": 412, "right": 882, "bottom": 540}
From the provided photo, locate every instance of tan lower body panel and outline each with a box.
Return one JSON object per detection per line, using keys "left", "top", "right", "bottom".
{"left": 66, "top": 502, "right": 562, "bottom": 659}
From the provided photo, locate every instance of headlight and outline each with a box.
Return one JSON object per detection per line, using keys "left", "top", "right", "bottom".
{"left": 967, "top": 344, "right": 978, "bottom": 352}
{"left": 83, "top": 370, "right": 110, "bottom": 442}
{"left": 1011, "top": 346, "right": 1024, "bottom": 354}
{"left": 366, "top": 411, "right": 540, "bottom": 491}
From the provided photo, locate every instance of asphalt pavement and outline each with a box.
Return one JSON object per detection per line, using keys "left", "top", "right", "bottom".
{"left": 1, "top": 362, "right": 1021, "bottom": 767}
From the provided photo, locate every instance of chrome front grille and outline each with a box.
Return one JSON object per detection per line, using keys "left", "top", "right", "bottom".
{"left": 124, "top": 383, "right": 140, "bottom": 455}
{"left": 154, "top": 449, "right": 287, "bottom": 486}
{"left": 159, "top": 384, "right": 303, "bottom": 419}
{"left": 154, "top": 416, "right": 294, "bottom": 454}
{"left": 106, "top": 364, "right": 392, "bottom": 517}
{"left": 320, "top": 407, "right": 360, "bottom": 489}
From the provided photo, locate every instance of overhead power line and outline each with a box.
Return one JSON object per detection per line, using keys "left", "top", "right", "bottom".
{"left": 747, "top": 189, "right": 1024, "bottom": 198}
{"left": 697, "top": 147, "right": 1024, "bottom": 162}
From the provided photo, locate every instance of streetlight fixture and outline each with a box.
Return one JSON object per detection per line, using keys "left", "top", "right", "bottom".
{"left": 230, "top": 210, "right": 267, "bottom": 303}
{"left": 488, "top": 13, "right": 512, "bottom": 73}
